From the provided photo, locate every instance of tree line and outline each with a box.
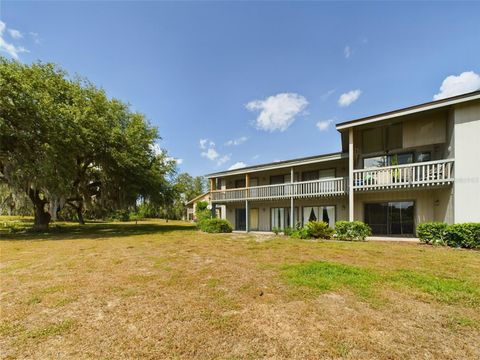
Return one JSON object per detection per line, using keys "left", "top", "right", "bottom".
{"left": 0, "top": 58, "right": 205, "bottom": 230}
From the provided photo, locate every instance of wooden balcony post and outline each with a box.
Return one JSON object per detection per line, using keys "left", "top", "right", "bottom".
{"left": 210, "top": 178, "right": 215, "bottom": 192}
{"left": 348, "top": 128, "right": 354, "bottom": 221}
{"left": 245, "top": 174, "right": 250, "bottom": 232}
{"left": 290, "top": 167, "right": 294, "bottom": 228}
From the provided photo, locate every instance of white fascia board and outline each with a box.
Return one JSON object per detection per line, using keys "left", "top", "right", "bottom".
{"left": 336, "top": 93, "right": 480, "bottom": 131}
{"left": 206, "top": 153, "right": 347, "bottom": 178}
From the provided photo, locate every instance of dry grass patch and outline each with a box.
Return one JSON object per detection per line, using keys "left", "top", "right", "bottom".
{"left": 1, "top": 218, "right": 479, "bottom": 359}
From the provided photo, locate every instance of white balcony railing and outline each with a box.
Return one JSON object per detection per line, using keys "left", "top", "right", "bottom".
{"left": 211, "top": 177, "right": 347, "bottom": 202}
{"left": 353, "top": 159, "right": 454, "bottom": 191}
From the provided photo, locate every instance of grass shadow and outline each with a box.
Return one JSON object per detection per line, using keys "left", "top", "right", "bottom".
{"left": 0, "top": 221, "right": 196, "bottom": 241}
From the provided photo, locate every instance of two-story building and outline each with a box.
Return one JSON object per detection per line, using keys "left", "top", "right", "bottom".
{"left": 206, "top": 90, "right": 480, "bottom": 237}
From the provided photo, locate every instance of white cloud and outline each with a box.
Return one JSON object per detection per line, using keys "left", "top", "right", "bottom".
{"left": 199, "top": 138, "right": 231, "bottom": 166}
{"left": 201, "top": 147, "right": 219, "bottom": 161}
{"left": 252, "top": 154, "right": 260, "bottom": 160}
{"left": 199, "top": 138, "right": 215, "bottom": 149}
{"left": 165, "top": 156, "right": 183, "bottom": 165}
{"left": 0, "top": 21, "right": 28, "bottom": 59}
{"left": 29, "top": 32, "right": 40, "bottom": 44}
{"left": 217, "top": 154, "right": 231, "bottom": 166}
{"left": 320, "top": 89, "right": 335, "bottom": 101}
{"left": 433, "top": 71, "right": 480, "bottom": 100}
{"left": 8, "top": 28, "right": 23, "bottom": 39}
{"left": 338, "top": 89, "right": 362, "bottom": 107}
{"left": 225, "top": 136, "right": 248, "bottom": 146}
{"left": 316, "top": 119, "right": 334, "bottom": 131}
{"left": 228, "top": 162, "right": 247, "bottom": 170}
{"left": 246, "top": 93, "right": 308, "bottom": 132}
{"left": 344, "top": 45, "right": 351, "bottom": 59}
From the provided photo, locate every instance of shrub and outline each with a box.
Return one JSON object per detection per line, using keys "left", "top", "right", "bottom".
{"left": 109, "top": 210, "right": 130, "bottom": 222}
{"left": 305, "top": 221, "right": 334, "bottom": 239}
{"left": 417, "top": 222, "right": 448, "bottom": 245}
{"left": 283, "top": 227, "right": 294, "bottom": 236}
{"left": 334, "top": 221, "right": 371, "bottom": 241}
{"left": 291, "top": 227, "right": 310, "bottom": 239}
{"left": 271, "top": 227, "right": 280, "bottom": 235}
{"left": 444, "top": 223, "right": 480, "bottom": 249}
{"left": 198, "top": 218, "right": 232, "bottom": 233}
{"left": 195, "top": 201, "right": 211, "bottom": 222}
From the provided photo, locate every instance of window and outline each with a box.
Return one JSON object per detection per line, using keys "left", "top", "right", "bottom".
{"left": 364, "top": 156, "right": 387, "bottom": 168}
{"left": 319, "top": 169, "right": 336, "bottom": 179}
{"left": 302, "top": 206, "right": 335, "bottom": 228}
{"left": 302, "top": 170, "right": 319, "bottom": 181}
{"left": 235, "top": 179, "right": 246, "bottom": 188}
{"left": 416, "top": 152, "right": 431, "bottom": 162}
{"left": 386, "top": 123, "right": 402, "bottom": 150}
{"left": 271, "top": 208, "right": 285, "bottom": 229}
{"left": 270, "top": 175, "right": 285, "bottom": 185}
{"left": 389, "top": 152, "right": 413, "bottom": 166}
{"left": 271, "top": 207, "right": 298, "bottom": 230}
{"left": 362, "top": 123, "right": 403, "bottom": 154}
{"left": 363, "top": 152, "right": 413, "bottom": 168}
{"left": 362, "top": 127, "right": 384, "bottom": 153}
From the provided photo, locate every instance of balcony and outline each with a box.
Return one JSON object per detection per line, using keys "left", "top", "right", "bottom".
{"left": 211, "top": 177, "right": 348, "bottom": 202}
{"left": 353, "top": 159, "right": 454, "bottom": 191}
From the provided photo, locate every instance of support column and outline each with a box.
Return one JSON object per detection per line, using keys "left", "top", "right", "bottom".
{"left": 245, "top": 200, "right": 249, "bottom": 232}
{"left": 348, "top": 128, "right": 354, "bottom": 221}
{"left": 210, "top": 178, "right": 216, "bottom": 218}
{"left": 245, "top": 173, "right": 250, "bottom": 232}
{"left": 210, "top": 178, "right": 215, "bottom": 192}
{"left": 290, "top": 167, "right": 294, "bottom": 228}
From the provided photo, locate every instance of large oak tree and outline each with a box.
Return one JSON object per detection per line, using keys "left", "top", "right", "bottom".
{"left": 0, "top": 58, "right": 174, "bottom": 230}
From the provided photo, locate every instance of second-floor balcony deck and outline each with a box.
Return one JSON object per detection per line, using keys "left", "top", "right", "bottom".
{"left": 210, "top": 159, "right": 455, "bottom": 202}
{"left": 211, "top": 177, "right": 348, "bottom": 202}
{"left": 353, "top": 159, "right": 454, "bottom": 191}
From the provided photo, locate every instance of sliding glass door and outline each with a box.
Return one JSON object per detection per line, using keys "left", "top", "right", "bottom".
{"left": 364, "top": 201, "right": 414, "bottom": 236}
{"left": 235, "top": 208, "right": 246, "bottom": 231}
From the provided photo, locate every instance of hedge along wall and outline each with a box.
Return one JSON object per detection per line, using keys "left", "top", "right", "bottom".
{"left": 417, "top": 222, "right": 480, "bottom": 249}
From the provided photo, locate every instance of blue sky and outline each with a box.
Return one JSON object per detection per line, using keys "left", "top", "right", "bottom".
{"left": 1, "top": 1, "right": 479, "bottom": 176}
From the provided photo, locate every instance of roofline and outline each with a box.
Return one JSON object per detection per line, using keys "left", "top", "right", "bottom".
{"left": 336, "top": 90, "right": 480, "bottom": 131}
{"left": 186, "top": 192, "right": 210, "bottom": 205}
{"left": 205, "top": 151, "right": 347, "bottom": 178}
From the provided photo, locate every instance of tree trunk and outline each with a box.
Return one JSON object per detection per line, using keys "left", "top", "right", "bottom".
{"left": 66, "top": 199, "right": 85, "bottom": 225}
{"left": 76, "top": 205, "right": 85, "bottom": 225}
{"left": 50, "top": 198, "right": 59, "bottom": 221}
{"left": 28, "top": 188, "right": 51, "bottom": 231}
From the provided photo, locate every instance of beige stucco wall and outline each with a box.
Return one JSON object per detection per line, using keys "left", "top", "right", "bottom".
{"left": 453, "top": 101, "right": 480, "bottom": 223}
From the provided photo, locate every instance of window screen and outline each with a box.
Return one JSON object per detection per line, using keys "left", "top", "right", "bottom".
{"left": 270, "top": 175, "right": 285, "bottom": 185}
{"left": 387, "top": 123, "right": 402, "bottom": 150}
{"left": 362, "top": 127, "right": 384, "bottom": 153}
{"left": 302, "top": 171, "right": 319, "bottom": 181}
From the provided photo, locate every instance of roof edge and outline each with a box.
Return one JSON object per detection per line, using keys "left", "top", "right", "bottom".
{"left": 336, "top": 90, "right": 480, "bottom": 130}
{"left": 186, "top": 192, "right": 210, "bottom": 205}
{"left": 205, "top": 151, "right": 347, "bottom": 178}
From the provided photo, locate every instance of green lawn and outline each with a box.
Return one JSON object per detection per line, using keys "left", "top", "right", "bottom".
{"left": 1, "top": 218, "right": 479, "bottom": 359}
